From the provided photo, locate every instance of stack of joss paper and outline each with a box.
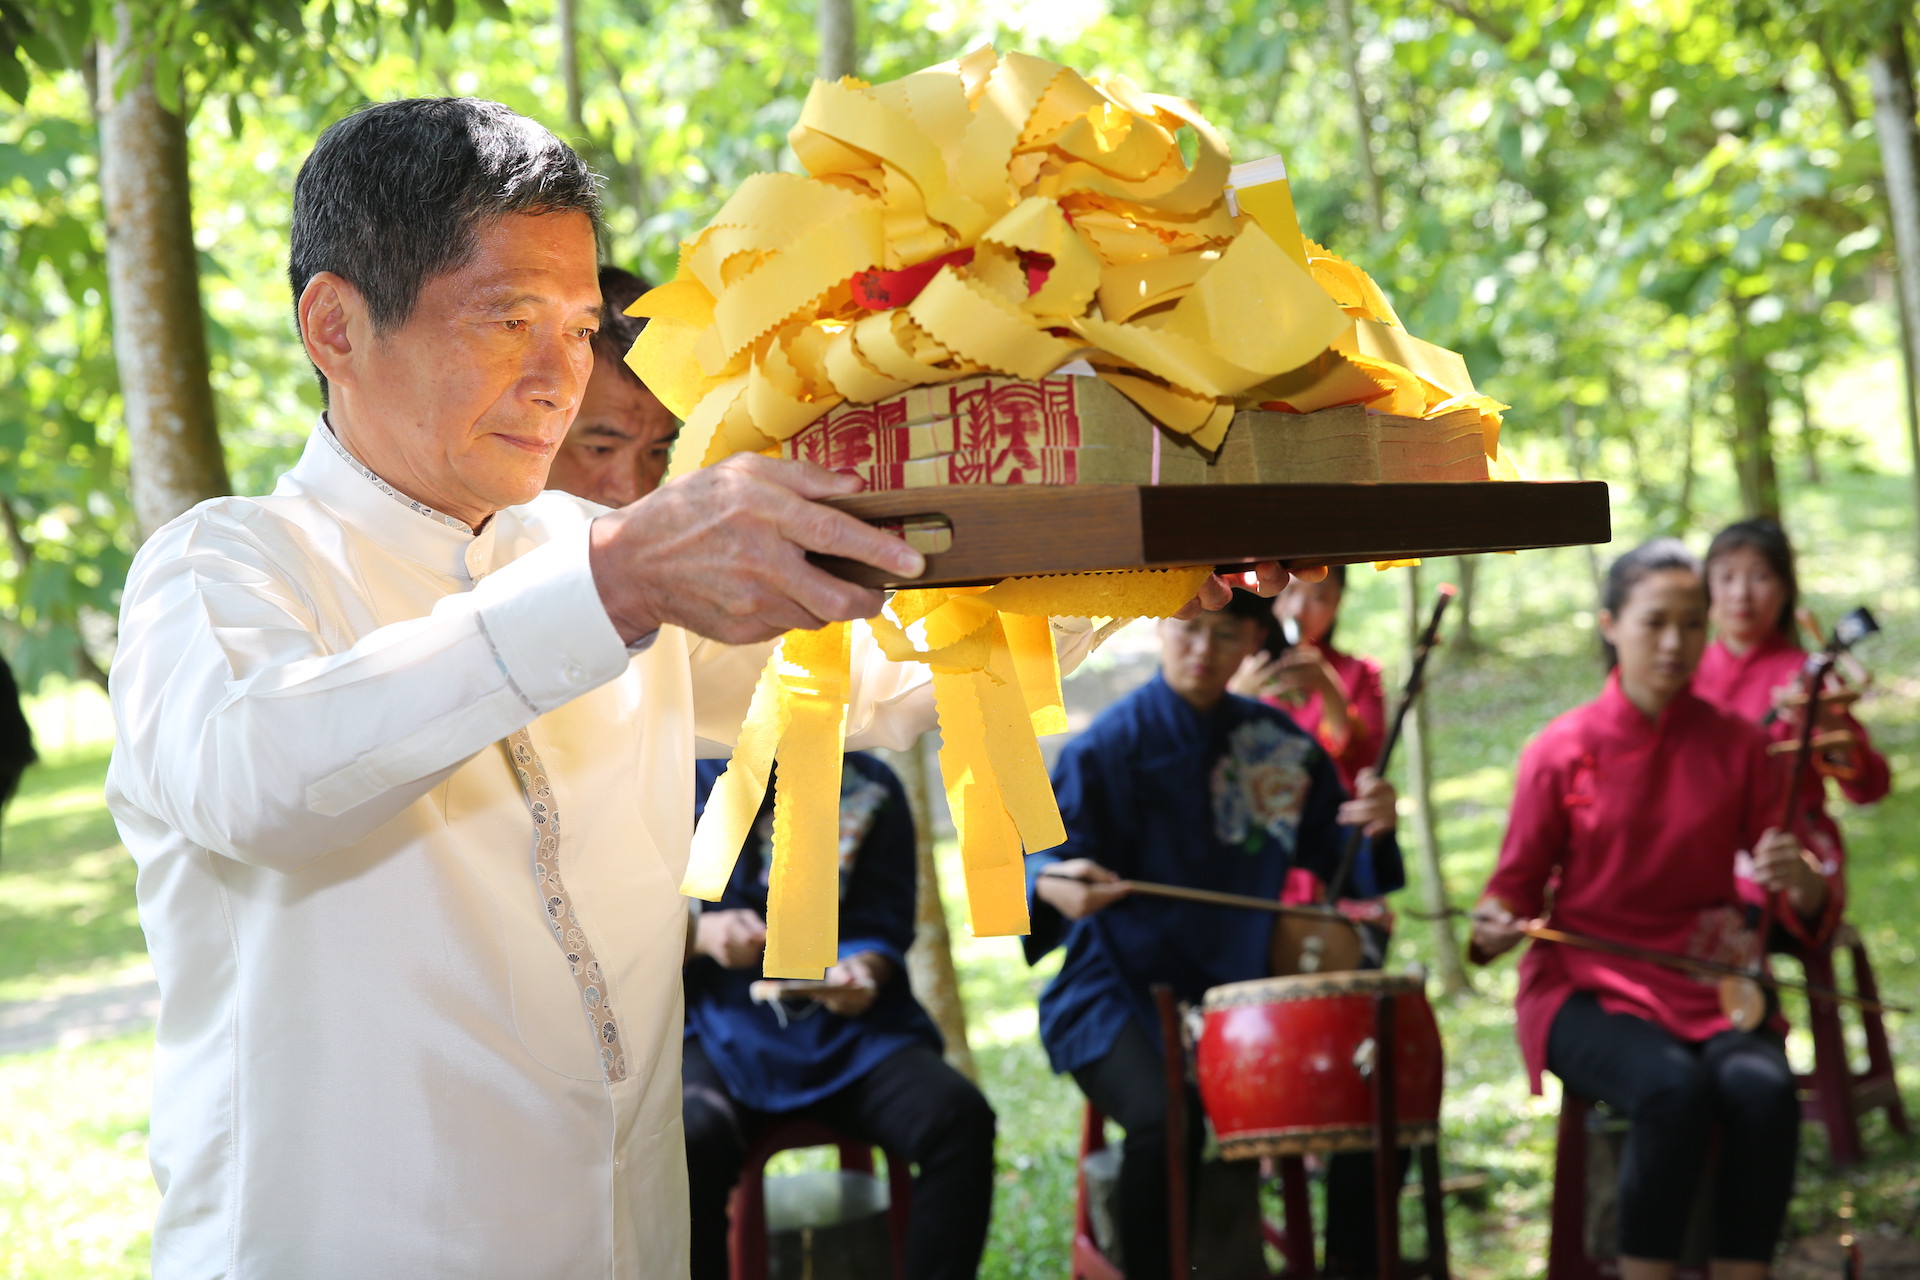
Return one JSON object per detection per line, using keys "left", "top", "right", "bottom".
{"left": 628, "top": 46, "right": 1512, "bottom": 976}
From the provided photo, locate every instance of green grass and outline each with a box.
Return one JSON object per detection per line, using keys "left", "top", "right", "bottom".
{"left": 0, "top": 1034, "right": 156, "bottom": 1280}
{"left": 5, "top": 466, "right": 1920, "bottom": 1277}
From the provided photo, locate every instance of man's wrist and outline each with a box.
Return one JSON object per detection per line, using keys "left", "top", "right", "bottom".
{"left": 589, "top": 512, "right": 662, "bottom": 644}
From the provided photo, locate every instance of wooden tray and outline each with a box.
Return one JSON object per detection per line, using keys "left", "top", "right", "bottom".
{"left": 814, "top": 481, "right": 1611, "bottom": 589}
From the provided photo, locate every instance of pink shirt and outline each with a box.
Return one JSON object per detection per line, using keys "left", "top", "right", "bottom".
{"left": 1482, "top": 674, "right": 1827, "bottom": 1091}
{"left": 1265, "top": 645, "right": 1386, "bottom": 792}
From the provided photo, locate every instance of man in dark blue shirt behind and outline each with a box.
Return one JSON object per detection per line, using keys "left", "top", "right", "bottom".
{"left": 685, "top": 752, "right": 992, "bottom": 1280}
{"left": 1026, "top": 591, "right": 1404, "bottom": 1278}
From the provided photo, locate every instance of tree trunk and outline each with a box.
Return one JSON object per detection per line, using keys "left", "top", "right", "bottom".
{"left": 556, "top": 0, "right": 584, "bottom": 135}
{"left": 1726, "top": 294, "right": 1781, "bottom": 522}
{"left": 817, "top": 0, "right": 856, "bottom": 83}
{"left": 1677, "top": 351, "right": 1699, "bottom": 532}
{"left": 1868, "top": 25, "right": 1920, "bottom": 572}
{"left": 1399, "top": 565, "right": 1469, "bottom": 996}
{"left": 98, "top": 21, "right": 229, "bottom": 543}
{"left": 1450, "top": 555, "right": 1481, "bottom": 658}
{"left": 1331, "top": 0, "right": 1386, "bottom": 232}
{"left": 885, "top": 740, "right": 977, "bottom": 1082}
{"left": 1559, "top": 400, "right": 1604, "bottom": 620}
{"left": 1793, "top": 373, "right": 1822, "bottom": 485}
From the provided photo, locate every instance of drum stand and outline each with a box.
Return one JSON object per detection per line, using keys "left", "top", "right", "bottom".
{"left": 1364, "top": 991, "right": 1451, "bottom": 1280}
{"left": 1073, "top": 987, "right": 1450, "bottom": 1280}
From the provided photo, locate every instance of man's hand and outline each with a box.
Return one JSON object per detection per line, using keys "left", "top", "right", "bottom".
{"left": 817, "top": 952, "right": 892, "bottom": 1018}
{"left": 694, "top": 908, "right": 768, "bottom": 969}
{"left": 1173, "top": 564, "right": 1326, "bottom": 620}
{"left": 1034, "top": 859, "right": 1132, "bottom": 920}
{"left": 589, "top": 455, "right": 926, "bottom": 645}
{"left": 1749, "top": 827, "right": 1828, "bottom": 917}
{"left": 1336, "top": 768, "right": 1398, "bottom": 836}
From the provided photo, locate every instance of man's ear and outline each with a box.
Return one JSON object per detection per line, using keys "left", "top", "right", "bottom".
{"left": 298, "top": 272, "right": 365, "bottom": 392}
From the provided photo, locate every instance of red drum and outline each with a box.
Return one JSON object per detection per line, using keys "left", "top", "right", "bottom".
{"left": 1196, "top": 970, "right": 1443, "bottom": 1159}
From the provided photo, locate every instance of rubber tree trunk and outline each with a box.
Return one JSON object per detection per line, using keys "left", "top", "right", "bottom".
{"left": 1450, "top": 555, "right": 1481, "bottom": 657}
{"left": 817, "top": 0, "right": 856, "bottom": 83}
{"left": 1726, "top": 294, "right": 1781, "bottom": 522}
{"left": 885, "top": 739, "right": 978, "bottom": 1082}
{"left": 556, "top": 0, "right": 584, "bottom": 135}
{"left": 1331, "top": 0, "right": 1386, "bottom": 232}
{"left": 98, "top": 21, "right": 229, "bottom": 543}
{"left": 1868, "top": 24, "right": 1920, "bottom": 574}
{"left": 1400, "top": 565, "right": 1469, "bottom": 996}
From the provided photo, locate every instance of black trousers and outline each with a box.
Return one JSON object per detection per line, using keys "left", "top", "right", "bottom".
{"left": 682, "top": 1037, "right": 996, "bottom": 1280}
{"left": 1546, "top": 991, "right": 1800, "bottom": 1262}
{"left": 1070, "top": 1020, "right": 1208, "bottom": 1280}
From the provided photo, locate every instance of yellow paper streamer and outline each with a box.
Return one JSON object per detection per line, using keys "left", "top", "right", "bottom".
{"left": 762, "top": 622, "right": 851, "bottom": 979}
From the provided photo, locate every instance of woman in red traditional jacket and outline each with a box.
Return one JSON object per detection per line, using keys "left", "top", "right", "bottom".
{"left": 1473, "top": 539, "right": 1838, "bottom": 1280}
{"left": 1230, "top": 565, "right": 1386, "bottom": 792}
{"left": 1696, "top": 516, "right": 1889, "bottom": 938}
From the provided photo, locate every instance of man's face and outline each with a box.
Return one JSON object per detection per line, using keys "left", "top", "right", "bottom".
{"left": 1160, "top": 614, "right": 1263, "bottom": 710}
{"left": 316, "top": 210, "right": 602, "bottom": 527}
{"left": 545, "top": 358, "right": 680, "bottom": 506}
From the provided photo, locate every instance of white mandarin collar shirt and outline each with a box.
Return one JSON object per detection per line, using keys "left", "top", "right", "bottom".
{"left": 106, "top": 419, "right": 951, "bottom": 1279}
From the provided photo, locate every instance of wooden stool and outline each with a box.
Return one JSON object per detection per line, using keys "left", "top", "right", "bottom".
{"left": 1547, "top": 1092, "right": 1709, "bottom": 1280}
{"left": 728, "top": 1118, "right": 913, "bottom": 1280}
{"left": 1778, "top": 923, "right": 1910, "bottom": 1168}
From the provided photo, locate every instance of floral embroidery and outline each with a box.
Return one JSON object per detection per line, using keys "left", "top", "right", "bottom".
{"left": 837, "top": 774, "right": 891, "bottom": 897}
{"left": 1211, "top": 719, "right": 1315, "bottom": 855}
{"left": 329, "top": 416, "right": 619, "bottom": 1078}
{"left": 749, "top": 768, "right": 893, "bottom": 903}
{"left": 506, "top": 730, "right": 628, "bottom": 1083}
{"left": 1684, "top": 903, "right": 1761, "bottom": 986}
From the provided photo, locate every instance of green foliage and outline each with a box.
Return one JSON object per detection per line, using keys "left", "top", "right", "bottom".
{"left": 0, "top": 0, "right": 1914, "bottom": 685}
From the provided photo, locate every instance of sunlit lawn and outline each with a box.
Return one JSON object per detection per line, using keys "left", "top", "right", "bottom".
{"left": 4, "top": 463, "right": 1920, "bottom": 1278}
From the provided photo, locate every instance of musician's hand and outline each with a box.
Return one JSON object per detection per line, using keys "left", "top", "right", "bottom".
{"left": 694, "top": 908, "right": 768, "bottom": 969}
{"left": 1173, "top": 564, "right": 1327, "bottom": 620}
{"left": 1274, "top": 645, "right": 1342, "bottom": 701}
{"left": 1750, "top": 828, "right": 1828, "bottom": 917}
{"left": 817, "top": 952, "right": 890, "bottom": 1018}
{"left": 1228, "top": 652, "right": 1286, "bottom": 700}
{"left": 1035, "top": 859, "right": 1132, "bottom": 920}
{"left": 1468, "top": 899, "right": 1531, "bottom": 964}
{"left": 1336, "top": 769, "right": 1398, "bottom": 836}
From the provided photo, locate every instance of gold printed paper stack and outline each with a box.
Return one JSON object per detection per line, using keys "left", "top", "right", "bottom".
{"left": 630, "top": 46, "right": 1512, "bottom": 975}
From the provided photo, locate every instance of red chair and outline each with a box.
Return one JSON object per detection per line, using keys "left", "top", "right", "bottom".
{"left": 1547, "top": 1092, "right": 1707, "bottom": 1280}
{"left": 727, "top": 1118, "right": 913, "bottom": 1280}
{"left": 1777, "top": 923, "right": 1909, "bottom": 1169}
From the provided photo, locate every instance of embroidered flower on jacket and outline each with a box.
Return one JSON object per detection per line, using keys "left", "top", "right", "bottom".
{"left": 1212, "top": 719, "right": 1315, "bottom": 854}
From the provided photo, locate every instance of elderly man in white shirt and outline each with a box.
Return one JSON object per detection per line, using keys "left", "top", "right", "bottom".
{"left": 107, "top": 97, "right": 1282, "bottom": 1279}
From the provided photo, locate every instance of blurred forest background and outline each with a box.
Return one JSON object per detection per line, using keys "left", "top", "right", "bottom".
{"left": 5, "top": 0, "right": 1920, "bottom": 1275}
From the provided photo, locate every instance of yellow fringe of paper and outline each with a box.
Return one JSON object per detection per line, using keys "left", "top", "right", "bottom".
{"left": 680, "top": 567, "right": 1212, "bottom": 957}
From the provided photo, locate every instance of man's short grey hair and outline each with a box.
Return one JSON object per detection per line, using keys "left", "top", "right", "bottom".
{"left": 289, "top": 97, "right": 602, "bottom": 400}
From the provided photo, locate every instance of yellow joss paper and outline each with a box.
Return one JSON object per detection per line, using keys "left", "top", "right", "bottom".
{"left": 631, "top": 46, "right": 1350, "bottom": 478}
